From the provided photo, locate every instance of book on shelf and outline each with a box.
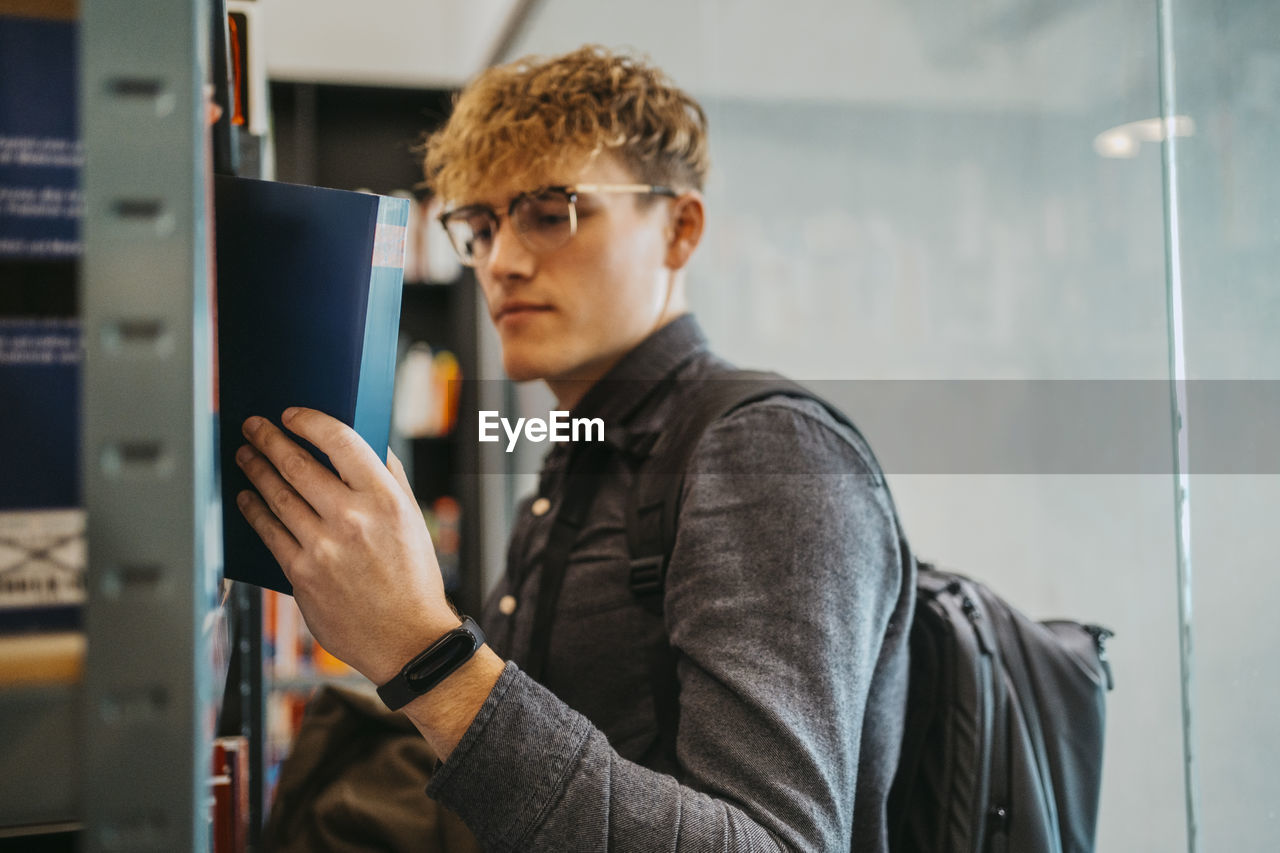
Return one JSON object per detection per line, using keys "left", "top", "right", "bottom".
{"left": 0, "top": 12, "right": 85, "bottom": 697}
{"left": 392, "top": 341, "right": 461, "bottom": 438}
{"left": 226, "top": 2, "right": 269, "bottom": 138}
{"left": 0, "top": 14, "right": 80, "bottom": 318}
{"left": 212, "top": 735, "right": 250, "bottom": 853}
{"left": 0, "top": 319, "right": 85, "bottom": 683}
{"left": 214, "top": 175, "right": 409, "bottom": 594}
{"left": 0, "top": 12, "right": 84, "bottom": 643}
{"left": 0, "top": 311, "right": 83, "bottom": 640}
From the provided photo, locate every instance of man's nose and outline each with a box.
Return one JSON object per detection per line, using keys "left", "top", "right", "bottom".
{"left": 484, "top": 219, "right": 536, "bottom": 281}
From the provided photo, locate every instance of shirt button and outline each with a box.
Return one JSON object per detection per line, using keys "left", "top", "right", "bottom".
{"left": 531, "top": 497, "right": 551, "bottom": 517}
{"left": 498, "top": 594, "right": 518, "bottom": 615}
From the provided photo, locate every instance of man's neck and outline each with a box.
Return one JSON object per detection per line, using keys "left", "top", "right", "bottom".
{"left": 544, "top": 310, "right": 690, "bottom": 410}
{"left": 545, "top": 362, "right": 616, "bottom": 411}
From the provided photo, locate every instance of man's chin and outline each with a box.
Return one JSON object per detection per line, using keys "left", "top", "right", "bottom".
{"left": 501, "top": 352, "right": 559, "bottom": 384}
{"left": 503, "top": 366, "right": 544, "bottom": 383}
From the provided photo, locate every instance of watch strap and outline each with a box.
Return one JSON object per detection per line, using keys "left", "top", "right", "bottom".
{"left": 376, "top": 616, "right": 486, "bottom": 711}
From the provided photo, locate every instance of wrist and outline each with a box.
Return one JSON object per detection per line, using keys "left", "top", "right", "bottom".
{"left": 376, "top": 616, "right": 484, "bottom": 711}
{"left": 400, "top": 645, "right": 505, "bottom": 762}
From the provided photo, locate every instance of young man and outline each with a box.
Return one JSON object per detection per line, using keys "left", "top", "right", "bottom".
{"left": 236, "top": 46, "right": 913, "bottom": 851}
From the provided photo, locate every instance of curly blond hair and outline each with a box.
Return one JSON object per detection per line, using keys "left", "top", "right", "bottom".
{"left": 423, "top": 45, "right": 709, "bottom": 204}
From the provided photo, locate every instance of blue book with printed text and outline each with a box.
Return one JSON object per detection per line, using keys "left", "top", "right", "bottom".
{"left": 215, "top": 175, "right": 408, "bottom": 593}
{"left": 0, "top": 16, "right": 84, "bottom": 632}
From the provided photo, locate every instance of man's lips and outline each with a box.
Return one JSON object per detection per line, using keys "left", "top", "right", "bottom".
{"left": 494, "top": 303, "right": 554, "bottom": 322}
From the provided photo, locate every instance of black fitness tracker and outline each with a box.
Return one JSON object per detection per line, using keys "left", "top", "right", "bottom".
{"left": 376, "top": 616, "right": 486, "bottom": 711}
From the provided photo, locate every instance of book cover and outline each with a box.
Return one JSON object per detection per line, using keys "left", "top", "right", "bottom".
{"left": 0, "top": 319, "right": 84, "bottom": 632}
{"left": 0, "top": 15, "right": 83, "bottom": 639}
{"left": 0, "top": 15, "right": 80, "bottom": 317}
{"left": 214, "top": 175, "right": 408, "bottom": 593}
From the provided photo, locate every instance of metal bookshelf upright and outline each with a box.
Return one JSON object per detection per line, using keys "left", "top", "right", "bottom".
{"left": 79, "top": 0, "right": 223, "bottom": 850}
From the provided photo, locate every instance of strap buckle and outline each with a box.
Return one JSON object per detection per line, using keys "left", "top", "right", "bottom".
{"left": 629, "top": 555, "right": 667, "bottom": 598}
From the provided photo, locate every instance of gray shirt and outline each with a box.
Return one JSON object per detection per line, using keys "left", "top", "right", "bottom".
{"left": 427, "top": 315, "right": 914, "bottom": 851}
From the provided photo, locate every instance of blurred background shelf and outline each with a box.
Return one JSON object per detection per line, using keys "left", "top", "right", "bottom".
{"left": 0, "top": 683, "right": 79, "bottom": 830}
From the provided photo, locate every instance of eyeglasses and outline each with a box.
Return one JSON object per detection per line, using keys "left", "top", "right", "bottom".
{"left": 438, "top": 183, "right": 677, "bottom": 267}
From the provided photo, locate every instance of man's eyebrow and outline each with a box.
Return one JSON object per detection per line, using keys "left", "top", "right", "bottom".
{"left": 452, "top": 188, "right": 529, "bottom": 210}
{"left": 449, "top": 194, "right": 499, "bottom": 209}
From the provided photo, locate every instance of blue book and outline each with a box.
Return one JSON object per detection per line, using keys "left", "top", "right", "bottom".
{"left": 0, "top": 16, "right": 84, "bottom": 634}
{"left": 0, "top": 16, "right": 79, "bottom": 264}
{"left": 0, "top": 319, "right": 84, "bottom": 633}
{"left": 214, "top": 175, "right": 408, "bottom": 593}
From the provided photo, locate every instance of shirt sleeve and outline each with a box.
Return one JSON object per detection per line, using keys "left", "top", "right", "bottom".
{"left": 426, "top": 397, "right": 906, "bottom": 852}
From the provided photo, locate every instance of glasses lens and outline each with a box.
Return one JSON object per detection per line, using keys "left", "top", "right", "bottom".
{"left": 512, "top": 190, "right": 574, "bottom": 252}
{"left": 442, "top": 208, "right": 496, "bottom": 266}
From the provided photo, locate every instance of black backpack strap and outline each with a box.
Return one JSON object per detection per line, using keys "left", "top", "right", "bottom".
{"left": 625, "top": 369, "right": 839, "bottom": 764}
{"left": 626, "top": 368, "right": 881, "bottom": 610}
{"left": 523, "top": 358, "right": 700, "bottom": 687}
{"left": 627, "top": 371, "right": 808, "bottom": 601}
{"left": 525, "top": 442, "right": 613, "bottom": 684}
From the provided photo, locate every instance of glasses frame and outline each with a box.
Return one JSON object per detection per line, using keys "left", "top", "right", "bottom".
{"left": 437, "top": 183, "right": 678, "bottom": 267}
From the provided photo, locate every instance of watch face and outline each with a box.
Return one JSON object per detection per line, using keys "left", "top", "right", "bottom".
{"left": 404, "top": 629, "right": 479, "bottom": 691}
{"left": 376, "top": 617, "right": 484, "bottom": 711}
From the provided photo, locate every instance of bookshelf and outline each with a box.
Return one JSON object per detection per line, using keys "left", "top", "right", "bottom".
{"left": 1, "top": 10, "right": 507, "bottom": 849}
{"left": 0, "top": 1, "right": 223, "bottom": 850}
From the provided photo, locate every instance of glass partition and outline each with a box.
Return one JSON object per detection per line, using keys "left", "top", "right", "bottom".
{"left": 1160, "top": 0, "right": 1280, "bottom": 849}
{"left": 505, "top": 1, "right": 1276, "bottom": 847}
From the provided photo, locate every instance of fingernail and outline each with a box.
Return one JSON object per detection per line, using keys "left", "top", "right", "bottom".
{"left": 283, "top": 407, "right": 298, "bottom": 423}
{"left": 236, "top": 491, "right": 251, "bottom": 509}
{"left": 243, "top": 416, "right": 263, "bottom": 436}
{"left": 236, "top": 445, "right": 252, "bottom": 465}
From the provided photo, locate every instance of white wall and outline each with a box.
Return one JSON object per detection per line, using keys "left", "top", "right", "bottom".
{"left": 684, "top": 92, "right": 1188, "bottom": 853}
{"left": 260, "top": 0, "right": 519, "bottom": 87}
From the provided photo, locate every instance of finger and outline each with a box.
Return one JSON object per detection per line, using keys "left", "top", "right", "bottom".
{"left": 277, "top": 407, "right": 392, "bottom": 493}
{"left": 203, "top": 84, "right": 223, "bottom": 125}
{"left": 387, "top": 448, "right": 414, "bottom": 499}
{"left": 242, "top": 415, "right": 349, "bottom": 518}
{"left": 236, "top": 442, "right": 325, "bottom": 542}
{"left": 236, "top": 489, "right": 302, "bottom": 579}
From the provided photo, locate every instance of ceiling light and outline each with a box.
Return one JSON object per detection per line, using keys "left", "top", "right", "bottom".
{"left": 1093, "top": 115, "right": 1196, "bottom": 159}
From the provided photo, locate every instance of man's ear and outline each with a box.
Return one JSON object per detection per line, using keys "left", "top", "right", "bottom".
{"left": 664, "top": 191, "right": 705, "bottom": 271}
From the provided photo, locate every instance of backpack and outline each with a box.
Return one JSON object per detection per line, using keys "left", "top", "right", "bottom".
{"left": 529, "top": 369, "right": 1115, "bottom": 853}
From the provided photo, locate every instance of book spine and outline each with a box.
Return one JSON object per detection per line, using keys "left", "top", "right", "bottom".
{"left": 352, "top": 195, "right": 409, "bottom": 464}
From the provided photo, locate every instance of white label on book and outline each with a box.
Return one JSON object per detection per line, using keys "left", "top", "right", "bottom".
{"left": 0, "top": 508, "right": 86, "bottom": 608}
{"left": 372, "top": 223, "right": 407, "bottom": 269}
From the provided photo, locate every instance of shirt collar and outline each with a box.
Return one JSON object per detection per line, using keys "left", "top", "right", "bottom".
{"left": 569, "top": 312, "right": 708, "bottom": 429}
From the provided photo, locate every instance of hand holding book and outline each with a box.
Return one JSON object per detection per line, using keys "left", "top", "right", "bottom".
{"left": 234, "top": 406, "right": 504, "bottom": 762}
{"left": 234, "top": 407, "right": 457, "bottom": 685}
